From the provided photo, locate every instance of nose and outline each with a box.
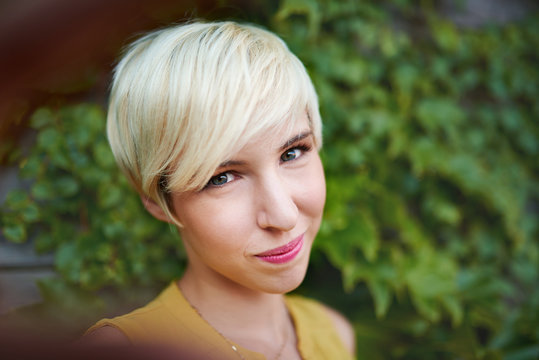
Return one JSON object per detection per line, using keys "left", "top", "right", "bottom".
{"left": 255, "top": 175, "right": 299, "bottom": 231}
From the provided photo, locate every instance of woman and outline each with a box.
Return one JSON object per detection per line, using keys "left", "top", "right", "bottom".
{"left": 85, "top": 21, "right": 356, "bottom": 359}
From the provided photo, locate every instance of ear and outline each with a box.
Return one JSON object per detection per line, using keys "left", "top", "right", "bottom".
{"left": 141, "top": 195, "right": 172, "bottom": 223}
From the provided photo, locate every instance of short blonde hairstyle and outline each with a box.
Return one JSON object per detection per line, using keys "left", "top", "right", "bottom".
{"left": 107, "top": 21, "right": 322, "bottom": 224}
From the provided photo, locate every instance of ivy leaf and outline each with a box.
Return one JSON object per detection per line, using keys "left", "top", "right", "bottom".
{"left": 56, "top": 177, "right": 80, "bottom": 197}
{"left": 93, "top": 141, "right": 115, "bottom": 169}
{"left": 37, "top": 127, "right": 62, "bottom": 152}
{"left": 431, "top": 19, "right": 460, "bottom": 52}
{"left": 3, "top": 223, "right": 27, "bottom": 243}
{"left": 275, "top": 0, "right": 321, "bottom": 38}
{"left": 415, "top": 98, "right": 464, "bottom": 135}
{"left": 353, "top": 210, "right": 379, "bottom": 262}
{"left": 31, "top": 181, "right": 55, "bottom": 200}
{"left": 98, "top": 184, "right": 123, "bottom": 209}
{"left": 30, "top": 107, "right": 55, "bottom": 129}
{"left": 368, "top": 278, "right": 392, "bottom": 318}
{"left": 21, "top": 203, "right": 40, "bottom": 222}
{"left": 4, "top": 189, "right": 29, "bottom": 210}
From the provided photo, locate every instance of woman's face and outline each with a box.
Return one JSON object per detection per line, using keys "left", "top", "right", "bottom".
{"left": 171, "top": 114, "right": 326, "bottom": 294}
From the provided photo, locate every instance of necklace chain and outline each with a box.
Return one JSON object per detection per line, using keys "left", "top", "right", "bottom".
{"left": 273, "top": 325, "right": 289, "bottom": 360}
{"left": 190, "top": 304, "right": 290, "bottom": 360}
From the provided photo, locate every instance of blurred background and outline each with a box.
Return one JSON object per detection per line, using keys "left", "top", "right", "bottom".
{"left": 0, "top": 0, "right": 538, "bottom": 359}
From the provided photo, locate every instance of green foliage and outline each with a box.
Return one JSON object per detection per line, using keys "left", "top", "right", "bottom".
{"left": 271, "top": 0, "right": 538, "bottom": 358}
{"left": 1, "top": 105, "right": 185, "bottom": 293}
{"left": 1, "top": 1, "right": 538, "bottom": 359}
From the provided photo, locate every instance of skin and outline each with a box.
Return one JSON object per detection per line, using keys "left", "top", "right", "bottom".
{"left": 86, "top": 114, "right": 356, "bottom": 358}
{"left": 172, "top": 116, "right": 326, "bottom": 297}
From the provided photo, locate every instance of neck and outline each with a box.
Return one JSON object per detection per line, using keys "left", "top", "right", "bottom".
{"left": 177, "top": 266, "right": 292, "bottom": 344}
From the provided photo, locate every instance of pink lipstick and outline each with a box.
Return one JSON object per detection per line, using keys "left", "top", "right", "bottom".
{"left": 255, "top": 234, "right": 304, "bottom": 264}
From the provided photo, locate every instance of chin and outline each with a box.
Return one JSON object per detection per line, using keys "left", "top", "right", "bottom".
{"left": 260, "top": 265, "right": 309, "bottom": 294}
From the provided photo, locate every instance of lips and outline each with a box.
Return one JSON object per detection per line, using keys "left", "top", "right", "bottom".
{"left": 255, "top": 234, "right": 304, "bottom": 264}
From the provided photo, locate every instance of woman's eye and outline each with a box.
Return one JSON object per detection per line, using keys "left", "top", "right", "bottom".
{"left": 281, "top": 148, "right": 303, "bottom": 162}
{"left": 208, "top": 172, "right": 235, "bottom": 187}
{"left": 281, "top": 149, "right": 299, "bottom": 162}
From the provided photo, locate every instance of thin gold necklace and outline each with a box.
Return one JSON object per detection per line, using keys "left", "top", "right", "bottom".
{"left": 273, "top": 325, "right": 290, "bottom": 359}
{"left": 190, "top": 303, "right": 290, "bottom": 360}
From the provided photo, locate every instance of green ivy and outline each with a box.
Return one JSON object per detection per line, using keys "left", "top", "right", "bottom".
{"left": 2, "top": 105, "right": 185, "bottom": 291}
{"left": 1, "top": 1, "right": 537, "bottom": 359}
{"left": 271, "top": 1, "right": 538, "bottom": 358}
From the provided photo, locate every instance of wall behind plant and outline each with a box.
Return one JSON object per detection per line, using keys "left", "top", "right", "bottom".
{"left": 1, "top": 1, "right": 538, "bottom": 359}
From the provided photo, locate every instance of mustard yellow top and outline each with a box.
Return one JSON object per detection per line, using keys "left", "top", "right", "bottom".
{"left": 86, "top": 282, "right": 353, "bottom": 360}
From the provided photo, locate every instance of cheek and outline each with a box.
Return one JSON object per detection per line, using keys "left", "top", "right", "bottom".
{"left": 297, "top": 156, "right": 326, "bottom": 218}
{"left": 174, "top": 196, "right": 252, "bottom": 250}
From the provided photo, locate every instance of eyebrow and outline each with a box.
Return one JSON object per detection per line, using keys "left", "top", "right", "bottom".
{"left": 218, "top": 159, "right": 247, "bottom": 168}
{"left": 279, "top": 130, "right": 313, "bottom": 151}
{"left": 217, "top": 130, "right": 314, "bottom": 169}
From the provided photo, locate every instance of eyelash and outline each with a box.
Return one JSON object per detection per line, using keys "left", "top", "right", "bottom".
{"left": 280, "top": 144, "right": 312, "bottom": 162}
{"left": 204, "top": 142, "right": 313, "bottom": 189}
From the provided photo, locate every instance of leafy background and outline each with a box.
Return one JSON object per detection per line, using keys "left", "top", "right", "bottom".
{"left": 1, "top": 1, "right": 538, "bottom": 359}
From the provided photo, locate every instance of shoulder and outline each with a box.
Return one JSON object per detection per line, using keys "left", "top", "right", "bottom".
{"left": 320, "top": 304, "right": 356, "bottom": 356}
{"left": 80, "top": 283, "right": 176, "bottom": 344}
{"left": 81, "top": 325, "right": 131, "bottom": 345}
{"left": 286, "top": 295, "right": 356, "bottom": 356}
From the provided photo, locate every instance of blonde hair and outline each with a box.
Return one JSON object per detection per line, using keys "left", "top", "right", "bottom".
{"left": 107, "top": 21, "right": 322, "bottom": 224}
